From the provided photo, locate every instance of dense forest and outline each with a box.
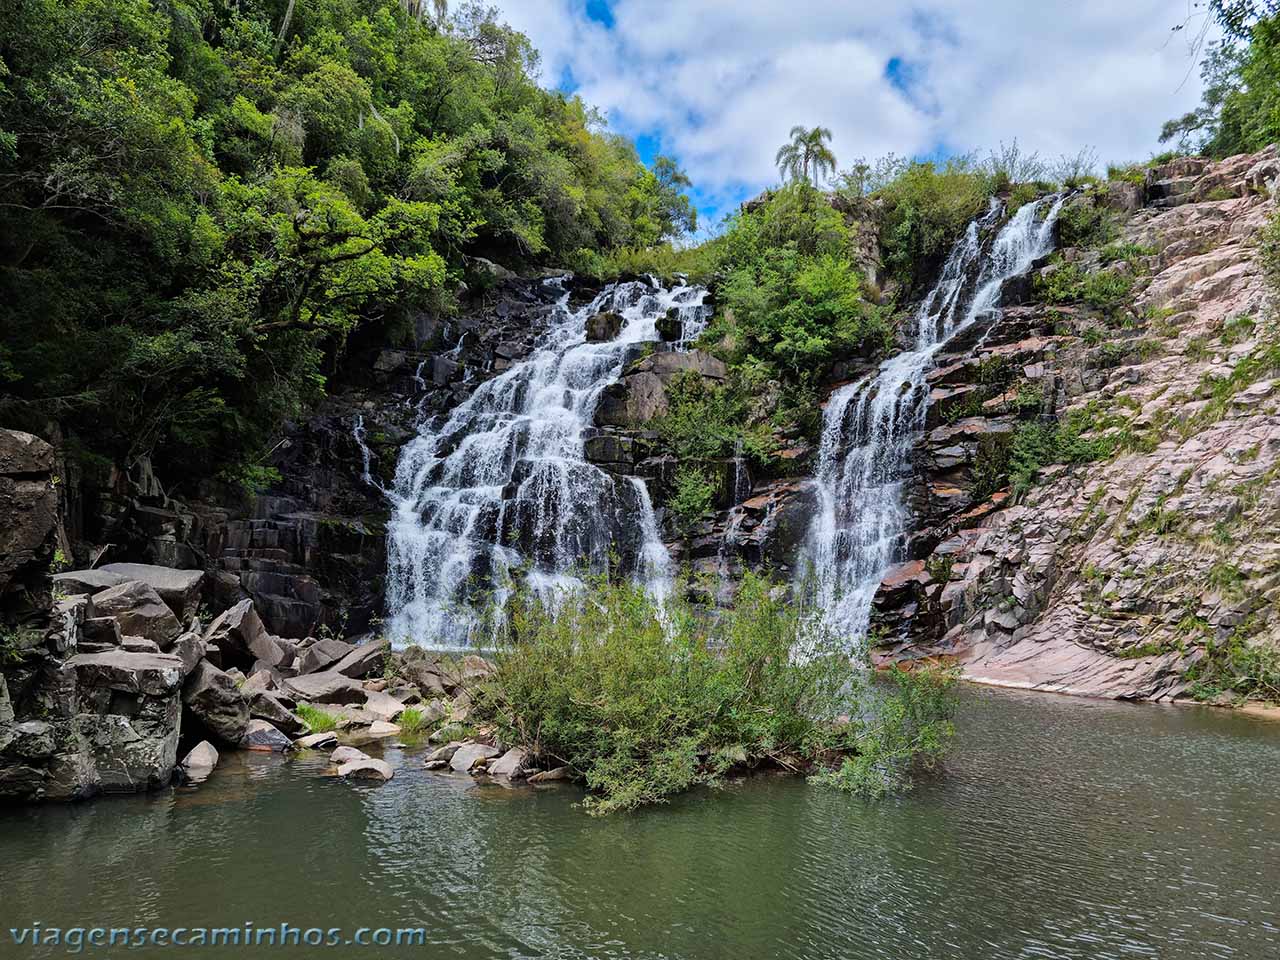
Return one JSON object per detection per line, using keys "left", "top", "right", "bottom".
{"left": 0, "top": 0, "right": 695, "bottom": 487}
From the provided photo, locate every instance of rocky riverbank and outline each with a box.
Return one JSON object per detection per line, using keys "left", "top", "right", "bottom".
{"left": 0, "top": 534, "right": 535, "bottom": 798}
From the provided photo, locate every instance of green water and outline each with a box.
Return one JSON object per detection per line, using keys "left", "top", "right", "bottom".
{"left": 2, "top": 686, "right": 1279, "bottom": 959}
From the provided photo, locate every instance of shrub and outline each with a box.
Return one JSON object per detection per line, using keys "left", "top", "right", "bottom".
{"left": 708, "top": 186, "right": 891, "bottom": 378}
{"left": 668, "top": 466, "right": 716, "bottom": 533}
{"left": 1035, "top": 260, "right": 1135, "bottom": 314}
{"left": 810, "top": 666, "right": 957, "bottom": 799}
{"left": 1055, "top": 198, "right": 1118, "bottom": 249}
{"left": 477, "top": 574, "right": 957, "bottom": 814}
{"left": 1188, "top": 618, "right": 1280, "bottom": 704}
{"left": 874, "top": 156, "right": 994, "bottom": 292}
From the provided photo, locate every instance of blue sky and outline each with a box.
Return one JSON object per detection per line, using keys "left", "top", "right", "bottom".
{"left": 490, "top": 0, "right": 1215, "bottom": 236}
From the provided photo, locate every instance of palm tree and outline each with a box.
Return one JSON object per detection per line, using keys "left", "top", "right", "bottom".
{"left": 774, "top": 126, "right": 838, "bottom": 186}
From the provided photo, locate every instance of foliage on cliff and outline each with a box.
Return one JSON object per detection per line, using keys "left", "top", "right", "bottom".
{"left": 0, "top": 0, "right": 693, "bottom": 484}
{"left": 1162, "top": 3, "right": 1280, "bottom": 156}
{"left": 479, "top": 573, "right": 957, "bottom": 814}
{"left": 697, "top": 184, "right": 892, "bottom": 380}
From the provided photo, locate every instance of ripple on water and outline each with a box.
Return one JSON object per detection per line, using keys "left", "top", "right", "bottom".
{"left": 2, "top": 687, "right": 1279, "bottom": 960}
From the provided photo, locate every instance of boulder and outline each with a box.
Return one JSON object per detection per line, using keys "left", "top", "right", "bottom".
{"left": 52, "top": 569, "right": 128, "bottom": 597}
{"left": 655, "top": 306, "right": 683, "bottom": 342}
{"left": 171, "top": 634, "right": 206, "bottom": 680}
{"left": 467, "top": 256, "right": 517, "bottom": 282}
{"left": 242, "top": 670, "right": 277, "bottom": 695}
{"left": 594, "top": 350, "right": 728, "bottom": 426}
{"left": 0, "top": 427, "right": 53, "bottom": 475}
{"left": 293, "top": 732, "right": 338, "bottom": 750}
{"left": 337, "top": 757, "right": 394, "bottom": 782}
{"left": 282, "top": 670, "right": 367, "bottom": 705}
{"left": 449, "top": 742, "right": 500, "bottom": 773}
{"left": 0, "top": 673, "right": 12, "bottom": 725}
{"left": 182, "top": 660, "right": 250, "bottom": 746}
{"left": 330, "top": 745, "right": 369, "bottom": 765}
{"left": 90, "top": 580, "right": 182, "bottom": 645}
{"left": 331, "top": 638, "right": 389, "bottom": 679}
{"left": 204, "top": 599, "right": 286, "bottom": 670}
{"left": 362, "top": 690, "right": 405, "bottom": 722}
{"left": 66, "top": 650, "right": 186, "bottom": 793}
{"left": 179, "top": 741, "right": 219, "bottom": 783}
{"left": 296, "top": 637, "right": 354, "bottom": 675}
{"left": 97, "top": 563, "right": 205, "bottom": 621}
{"left": 242, "top": 719, "right": 292, "bottom": 752}
{"left": 80, "top": 617, "right": 122, "bottom": 647}
{"left": 459, "top": 654, "right": 496, "bottom": 684}
{"left": 67, "top": 649, "right": 185, "bottom": 699}
{"left": 248, "top": 691, "right": 306, "bottom": 736}
{"left": 120, "top": 637, "right": 161, "bottom": 654}
{"left": 402, "top": 660, "right": 449, "bottom": 697}
{"left": 424, "top": 741, "right": 465, "bottom": 763}
{"left": 487, "top": 747, "right": 531, "bottom": 779}
{"left": 527, "top": 766, "right": 571, "bottom": 784}
{"left": 586, "top": 310, "right": 623, "bottom": 342}
{"left": 367, "top": 720, "right": 400, "bottom": 737}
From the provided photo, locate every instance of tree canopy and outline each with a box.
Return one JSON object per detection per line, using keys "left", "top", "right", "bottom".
{"left": 0, "top": 0, "right": 695, "bottom": 486}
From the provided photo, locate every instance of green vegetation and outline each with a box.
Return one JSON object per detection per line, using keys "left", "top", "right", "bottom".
{"left": 0, "top": 0, "right": 695, "bottom": 487}
{"left": 1162, "top": 3, "right": 1280, "bottom": 156}
{"left": 477, "top": 574, "right": 957, "bottom": 814}
{"left": 396, "top": 706, "right": 429, "bottom": 735}
{"left": 873, "top": 156, "right": 994, "bottom": 292}
{"left": 775, "top": 125, "right": 837, "bottom": 186}
{"left": 974, "top": 401, "right": 1124, "bottom": 500}
{"left": 1054, "top": 198, "right": 1118, "bottom": 249}
{"left": 296, "top": 702, "right": 340, "bottom": 734}
{"left": 1035, "top": 262, "right": 1135, "bottom": 316}
{"left": 698, "top": 185, "right": 892, "bottom": 381}
{"left": 1187, "top": 617, "right": 1280, "bottom": 704}
{"left": 667, "top": 466, "right": 716, "bottom": 533}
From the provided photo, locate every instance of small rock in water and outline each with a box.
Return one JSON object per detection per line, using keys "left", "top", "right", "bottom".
{"left": 330, "top": 745, "right": 369, "bottom": 765}
{"left": 449, "top": 742, "right": 500, "bottom": 773}
{"left": 367, "top": 720, "right": 400, "bottom": 737}
{"left": 337, "top": 758, "right": 394, "bottom": 783}
{"left": 241, "top": 719, "right": 292, "bottom": 752}
{"left": 424, "top": 741, "right": 465, "bottom": 764}
{"left": 293, "top": 732, "right": 338, "bottom": 751}
{"left": 487, "top": 747, "right": 531, "bottom": 780}
{"left": 423, "top": 760, "right": 449, "bottom": 770}
{"left": 179, "top": 741, "right": 219, "bottom": 783}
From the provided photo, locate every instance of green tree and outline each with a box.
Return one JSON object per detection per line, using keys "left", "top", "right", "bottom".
{"left": 0, "top": 0, "right": 695, "bottom": 486}
{"left": 774, "top": 125, "right": 837, "bottom": 186}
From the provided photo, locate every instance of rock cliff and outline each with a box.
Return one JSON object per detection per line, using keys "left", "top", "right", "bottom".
{"left": 871, "top": 148, "right": 1280, "bottom": 703}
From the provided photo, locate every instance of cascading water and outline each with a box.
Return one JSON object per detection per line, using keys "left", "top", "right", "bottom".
{"left": 802, "top": 194, "right": 1064, "bottom": 642}
{"left": 385, "top": 277, "right": 710, "bottom": 647}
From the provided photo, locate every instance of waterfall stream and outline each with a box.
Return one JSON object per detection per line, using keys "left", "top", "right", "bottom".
{"left": 802, "top": 194, "right": 1064, "bottom": 642}
{"left": 385, "top": 277, "right": 709, "bottom": 647}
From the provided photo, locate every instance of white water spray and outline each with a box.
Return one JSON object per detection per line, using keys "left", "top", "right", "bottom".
{"left": 384, "top": 278, "right": 710, "bottom": 648}
{"left": 802, "top": 195, "right": 1064, "bottom": 643}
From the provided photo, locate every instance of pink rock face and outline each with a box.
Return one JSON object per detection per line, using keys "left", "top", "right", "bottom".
{"left": 877, "top": 146, "right": 1280, "bottom": 703}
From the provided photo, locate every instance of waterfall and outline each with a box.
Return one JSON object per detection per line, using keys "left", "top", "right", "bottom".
{"left": 385, "top": 277, "right": 710, "bottom": 648}
{"left": 802, "top": 194, "right": 1064, "bottom": 642}
{"left": 351, "top": 414, "right": 384, "bottom": 493}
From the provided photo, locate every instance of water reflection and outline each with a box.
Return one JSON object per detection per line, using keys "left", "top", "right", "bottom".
{"left": 3, "top": 688, "right": 1279, "bottom": 959}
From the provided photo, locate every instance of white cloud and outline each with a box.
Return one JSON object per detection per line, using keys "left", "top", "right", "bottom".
{"left": 486, "top": 0, "right": 1214, "bottom": 223}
